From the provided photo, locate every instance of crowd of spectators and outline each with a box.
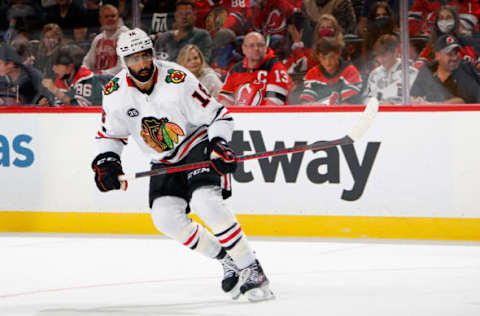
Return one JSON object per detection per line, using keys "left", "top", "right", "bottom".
{"left": 1, "top": 0, "right": 480, "bottom": 106}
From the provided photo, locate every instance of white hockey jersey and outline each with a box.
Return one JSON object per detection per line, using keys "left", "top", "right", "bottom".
{"left": 366, "top": 58, "right": 418, "bottom": 105}
{"left": 96, "top": 60, "right": 233, "bottom": 164}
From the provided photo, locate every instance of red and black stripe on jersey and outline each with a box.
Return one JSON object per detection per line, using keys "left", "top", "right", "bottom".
{"left": 300, "top": 59, "right": 362, "bottom": 105}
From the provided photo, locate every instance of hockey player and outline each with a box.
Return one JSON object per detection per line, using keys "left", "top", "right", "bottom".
{"left": 91, "top": 28, "right": 274, "bottom": 302}
{"left": 218, "top": 31, "right": 292, "bottom": 106}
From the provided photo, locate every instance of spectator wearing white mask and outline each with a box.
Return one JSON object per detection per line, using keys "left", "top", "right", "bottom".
{"left": 415, "top": 5, "right": 479, "bottom": 69}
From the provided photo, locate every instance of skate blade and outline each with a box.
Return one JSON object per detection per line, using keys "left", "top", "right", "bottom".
{"left": 244, "top": 284, "right": 275, "bottom": 302}
{"left": 229, "top": 281, "right": 241, "bottom": 300}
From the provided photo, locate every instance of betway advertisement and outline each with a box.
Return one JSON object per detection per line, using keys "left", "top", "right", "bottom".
{"left": 1, "top": 108, "right": 479, "bottom": 218}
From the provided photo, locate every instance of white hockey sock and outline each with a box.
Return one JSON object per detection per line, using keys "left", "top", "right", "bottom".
{"left": 151, "top": 196, "right": 221, "bottom": 258}
{"left": 190, "top": 186, "right": 256, "bottom": 269}
{"left": 215, "top": 223, "right": 255, "bottom": 269}
{"left": 180, "top": 222, "right": 222, "bottom": 258}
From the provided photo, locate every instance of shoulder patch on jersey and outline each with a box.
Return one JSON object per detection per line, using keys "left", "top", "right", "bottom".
{"left": 104, "top": 77, "right": 120, "bottom": 95}
{"left": 141, "top": 116, "right": 185, "bottom": 152}
{"left": 165, "top": 69, "right": 186, "bottom": 84}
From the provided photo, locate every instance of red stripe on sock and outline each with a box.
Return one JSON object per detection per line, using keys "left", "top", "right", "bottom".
{"left": 219, "top": 227, "right": 242, "bottom": 244}
{"left": 184, "top": 225, "right": 199, "bottom": 246}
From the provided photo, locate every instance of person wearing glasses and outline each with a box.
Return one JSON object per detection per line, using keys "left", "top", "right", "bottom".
{"left": 218, "top": 31, "right": 292, "bottom": 106}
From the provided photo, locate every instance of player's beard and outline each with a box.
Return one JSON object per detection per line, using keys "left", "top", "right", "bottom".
{"left": 129, "top": 64, "right": 154, "bottom": 83}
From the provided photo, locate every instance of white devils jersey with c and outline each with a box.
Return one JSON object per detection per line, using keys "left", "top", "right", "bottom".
{"left": 96, "top": 60, "right": 233, "bottom": 164}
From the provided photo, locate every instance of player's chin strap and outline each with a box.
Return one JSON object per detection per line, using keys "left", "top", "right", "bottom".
{"left": 118, "top": 98, "right": 379, "bottom": 187}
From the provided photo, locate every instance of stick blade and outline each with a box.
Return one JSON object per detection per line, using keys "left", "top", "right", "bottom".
{"left": 347, "top": 97, "right": 379, "bottom": 142}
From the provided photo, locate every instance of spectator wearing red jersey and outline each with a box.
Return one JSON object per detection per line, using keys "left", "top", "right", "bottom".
{"left": 408, "top": 0, "right": 480, "bottom": 36}
{"left": 42, "top": 45, "right": 106, "bottom": 106}
{"left": 415, "top": 5, "right": 478, "bottom": 69}
{"left": 82, "top": 4, "right": 129, "bottom": 78}
{"left": 249, "top": 0, "right": 303, "bottom": 58}
{"left": 250, "top": 0, "right": 302, "bottom": 37}
{"left": 218, "top": 31, "right": 292, "bottom": 106}
{"left": 299, "top": 36, "right": 362, "bottom": 105}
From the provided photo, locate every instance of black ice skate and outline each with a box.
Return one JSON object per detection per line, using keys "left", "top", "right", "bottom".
{"left": 239, "top": 259, "right": 274, "bottom": 302}
{"left": 220, "top": 254, "right": 241, "bottom": 299}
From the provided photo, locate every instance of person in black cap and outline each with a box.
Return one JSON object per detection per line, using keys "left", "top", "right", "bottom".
{"left": 410, "top": 34, "right": 480, "bottom": 104}
{"left": 0, "top": 44, "right": 53, "bottom": 105}
{"left": 41, "top": 45, "right": 107, "bottom": 106}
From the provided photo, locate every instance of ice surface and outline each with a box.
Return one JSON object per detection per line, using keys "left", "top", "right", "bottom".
{"left": 1, "top": 234, "right": 479, "bottom": 316}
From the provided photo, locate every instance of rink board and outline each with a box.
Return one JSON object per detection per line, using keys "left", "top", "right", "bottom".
{"left": 1, "top": 106, "right": 480, "bottom": 240}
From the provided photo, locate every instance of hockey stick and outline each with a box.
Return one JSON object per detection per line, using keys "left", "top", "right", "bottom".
{"left": 119, "top": 98, "right": 379, "bottom": 185}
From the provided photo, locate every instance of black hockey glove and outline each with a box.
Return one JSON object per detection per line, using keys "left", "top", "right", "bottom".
{"left": 91, "top": 152, "right": 124, "bottom": 192}
{"left": 208, "top": 137, "right": 237, "bottom": 175}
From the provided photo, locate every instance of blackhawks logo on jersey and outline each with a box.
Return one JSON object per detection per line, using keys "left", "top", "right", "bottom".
{"left": 141, "top": 116, "right": 185, "bottom": 152}
{"left": 103, "top": 77, "right": 119, "bottom": 95}
{"left": 165, "top": 69, "right": 186, "bottom": 84}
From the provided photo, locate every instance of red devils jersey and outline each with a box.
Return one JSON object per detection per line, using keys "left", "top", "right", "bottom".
{"left": 251, "top": 0, "right": 302, "bottom": 36}
{"left": 218, "top": 50, "right": 292, "bottom": 105}
{"left": 283, "top": 44, "right": 317, "bottom": 75}
{"left": 194, "top": 0, "right": 252, "bottom": 35}
{"left": 408, "top": 0, "right": 480, "bottom": 36}
{"left": 55, "top": 66, "right": 104, "bottom": 106}
{"left": 300, "top": 60, "right": 362, "bottom": 105}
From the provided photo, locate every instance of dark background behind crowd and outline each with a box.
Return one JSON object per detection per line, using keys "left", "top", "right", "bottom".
{"left": 1, "top": 0, "right": 480, "bottom": 106}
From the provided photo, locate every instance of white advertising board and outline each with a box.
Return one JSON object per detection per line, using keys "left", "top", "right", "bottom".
{"left": 1, "top": 110, "right": 479, "bottom": 218}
